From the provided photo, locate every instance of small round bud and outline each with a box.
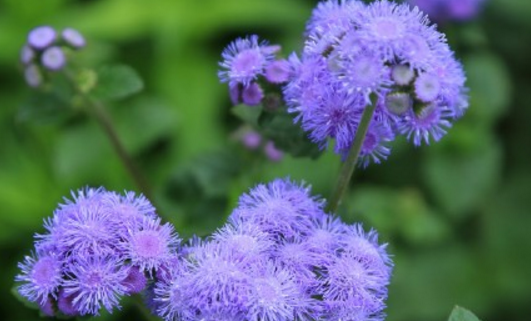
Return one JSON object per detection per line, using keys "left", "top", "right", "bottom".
{"left": 28, "top": 26, "right": 57, "bottom": 50}
{"left": 41, "top": 46, "right": 66, "bottom": 71}
{"left": 391, "top": 64, "right": 415, "bottom": 86}
{"left": 242, "top": 131, "right": 262, "bottom": 149}
{"left": 265, "top": 59, "right": 290, "bottom": 84}
{"left": 24, "top": 64, "right": 43, "bottom": 88}
{"left": 62, "top": 28, "right": 86, "bottom": 49}
{"left": 242, "top": 82, "right": 264, "bottom": 106}
{"left": 385, "top": 92, "right": 413, "bottom": 115}
{"left": 264, "top": 141, "right": 283, "bottom": 162}
{"left": 414, "top": 73, "right": 441, "bottom": 102}
{"left": 20, "top": 45, "right": 35, "bottom": 65}
{"left": 262, "top": 93, "right": 282, "bottom": 112}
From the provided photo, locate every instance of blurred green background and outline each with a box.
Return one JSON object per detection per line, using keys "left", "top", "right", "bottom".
{"left": 1, "top": 0, "right": 530, "bottom": 320}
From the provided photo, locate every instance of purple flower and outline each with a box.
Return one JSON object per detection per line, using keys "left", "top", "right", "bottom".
{"left": 241, "top": 130, "right": 262, "bottom": 149}
{"left": 245, "top": 263, "right": 316, "bottom": 321}
{"left": 264, "top": 141, "right": 284, "bottom": 162}
{"left": 41, "top": 46, "right": 66, "bottom": 71}
{"left": 62, "top": 255, "right": 128, "bottom": 315}
{"left": 23, "top": 64, "right": 43, "bottom": 88}
{"left": 20, "top": 45, "right": 35, "bottom": 65}
{"left": 229, "top": 178, "right": 326, "bottom": 241}
{"left": 219, "top": 35, "right": 273, "bottom": 86}
{"left": 62, "top": 28, "right": 86, "bottom": 49}
{"left": 124, "top": 217, "right": 179, "bottom": 275}
{"left": 284, "top": 0, "right": 467, "bottom": 163}
{"left": 28, "top": 26, "right": 57, "bottom": 50}
{"left": 57, "top": 289, "right": 78, "bottom": 316}
{"left": 16, "top": 253, "right": 63, "bottom": 305}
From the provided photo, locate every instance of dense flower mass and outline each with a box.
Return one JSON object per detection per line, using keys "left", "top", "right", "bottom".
{"left": 15, "top": 187, "right": 179, "bottom": 317}
{"left": 219, "top": 0, "right": 468, "bottom": 167}
{"left": 151, "top": 178, "right": 393, "bottom": 321}
{"left": 283, "top": 0, "right": 468, "bottom": 166}
{"left": 20, "top": 26, "right": 86, "bottom": 87}
{"left": 407, "top": 0, "right": 487, "bottom": 23}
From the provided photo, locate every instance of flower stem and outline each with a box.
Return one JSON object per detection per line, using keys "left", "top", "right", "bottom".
{"left": 326, "top": 98, "right": 377, "bottom": 214}
{"left": 64, "top": 71, "right": 154, "bottom": 201}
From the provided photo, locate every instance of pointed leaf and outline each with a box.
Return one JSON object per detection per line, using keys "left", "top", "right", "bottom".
{"left": 91, "top": 64, "right": 144, "bottom": 101}
{"left": 448, "top": 306, "right": 481, "bottom": 321}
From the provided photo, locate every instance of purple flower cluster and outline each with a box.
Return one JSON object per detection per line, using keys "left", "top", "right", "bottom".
{"left": 282, "top": 0, "right": 468, "bottom": 166}
{"left": 15, "top": 187, "right": 179, "bottom": 317}
{"left": 219, "top": 35, "right": 290, "bottom": 106}
{"left": 152, "top": 178, "right": 392, "bottom": 321}
{"left": 407, "top": 0, "right": 487, "bottom": 23}
{"left": 20, "top": 26, "right": 86, "bottom": 87}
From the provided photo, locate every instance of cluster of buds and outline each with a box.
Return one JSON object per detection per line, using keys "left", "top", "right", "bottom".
{"left": 238, "top": 128, "right": 284, "bottom": 162}
{"left": 20, "top": 26, "right": 85, "bottom": 87}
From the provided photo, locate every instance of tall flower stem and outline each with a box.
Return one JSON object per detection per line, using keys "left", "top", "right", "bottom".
{"left": 326, "top": 99, "right": 377, "bottom": 214}
{"left": 64, "top": 71, "right": 154, "bottom": 201}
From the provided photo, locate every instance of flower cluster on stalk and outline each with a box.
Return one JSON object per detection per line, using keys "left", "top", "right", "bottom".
{"left": 219, "top": 0, "right": 468, "bottom": 167}
{"left": 20, "top": 26, "right": 85, "bottom": 88}
{"left": 15, "top": 188, "right": 179, "bottom": 317}
{"left": 407, "top": 0, "right": 487, "bottom": 23}
{"left": 151, "top": 178, "right": 392, "bottom": 321}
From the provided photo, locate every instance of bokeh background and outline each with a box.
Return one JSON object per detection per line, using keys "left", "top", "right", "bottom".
{"left": 1, "top": 0, "right": 530, "bottom": 320}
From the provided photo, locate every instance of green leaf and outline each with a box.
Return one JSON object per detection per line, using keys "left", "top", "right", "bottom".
{"left": 17, "top": 91, "right": 73, "bottom": 125}
{"left": 423, "top": 134, "right": 502, "bottom": 217}
{"left": 231, "top": 104, "right": 262, "bottom": 127}
{"left": 90, "top": 64, "right": 144, "bottom": 101}
{"left": 448, "top": 306, "right": 481, "bottom": 321}
{"left": 464, "top": 52, "right": 511, "bottom": 125}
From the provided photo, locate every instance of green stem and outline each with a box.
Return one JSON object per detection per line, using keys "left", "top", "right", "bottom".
{"left": 64, "top": 71, "right": 154, "bottom": 201}
{"left": 132, "top": 294, "right": 161, "bottom": 321}
{"left": 326, "top": 98, "right": 377, "bottom": 214}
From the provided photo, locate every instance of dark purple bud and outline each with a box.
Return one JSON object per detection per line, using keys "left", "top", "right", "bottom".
{"left": 122, "top": 266, "right": 147, "bottom": 294}
{"left": 28, "top": 26, "right": 57, "bottom": 50}
{"left": 242, "top": 82, "right": 263, "bottom": 106}
{"left": 41, "top": 46, "right": 66, "bottom": 71}
{"left": 39, "top": 297, "right": 55, "bottom": 317}
{"left": 62, "top": 28, "right": 86, "bottom": 49}
{"left": 229, "top": 83, "right": 241, "bottom": 105}
{"left": 57, "top": 290, "right": 79, "bottom": 316}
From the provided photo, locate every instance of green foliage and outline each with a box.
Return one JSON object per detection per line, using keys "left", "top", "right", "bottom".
{"left": 448, "top": 306, "right": 481, "bottom": 321}
{"left": 90, "top": 64, "right": 144, "bottom": 101}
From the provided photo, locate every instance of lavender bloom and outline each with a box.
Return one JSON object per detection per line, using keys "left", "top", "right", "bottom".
{"left": 218, "top": 35, "right": 273, "bottom": 86}
{"left": 285, "top": 0, "right": 468, "bottom": 164}
{"left": 62, "top": 255, "right": 128, "bottom": 315}
{"left": 62, "top": 28, "right": 86, "bottom": 48}
{"left": 28, "top": 26, "right": 56, "bottom": 50}
{"left": 24, "top": 64, "right": 43, "bottom": 88}
{"left": 16, "top": 253, "right": 63, "bottom": 305}
{"left": 229, "top": 178, "right": 326, "bottom": 241}
{"left": 149, "top": 178, "right": 392, "bottom": 321}
{"left": 41, "top": 46, "right": 66, "bottom": 71}
{"left": 124, "top": 217, "right": 179, "bottom": 275}
{"left": 241, "top": 129, "right": 262, "bottom": 149}
{"left": 16, "top": 187, "right": 174, "bottom": 316}
{"left": 20, "top": 45, "right": 35, "bottom": 65}
{"left": 264, "top": 141, "right": 284, "bottom": 162}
